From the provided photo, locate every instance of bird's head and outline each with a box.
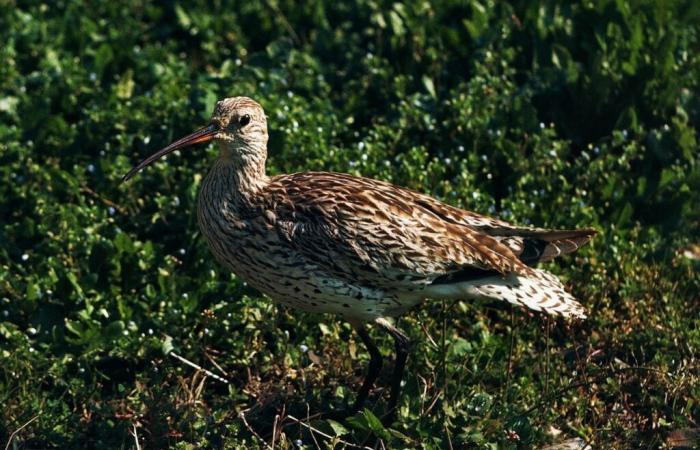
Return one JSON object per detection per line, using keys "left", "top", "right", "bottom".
{"left": 123, "top": 96, "right": 268, "bottom": 182}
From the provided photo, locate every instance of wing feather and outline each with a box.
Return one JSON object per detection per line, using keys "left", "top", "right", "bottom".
{"left": 267, "top": 172, "right": 532, "bottom": 290}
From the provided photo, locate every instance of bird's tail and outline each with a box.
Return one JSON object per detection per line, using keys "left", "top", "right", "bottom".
{"left": 427, "top": 268, "right": 586, "bottom": 319}
{"left": 472, "top": 269, "right": 586, "bottom": 318}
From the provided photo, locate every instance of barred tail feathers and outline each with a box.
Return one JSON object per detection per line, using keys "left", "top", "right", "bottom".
{"left": 427, "top": 268, "right": 586, "bottom": 319}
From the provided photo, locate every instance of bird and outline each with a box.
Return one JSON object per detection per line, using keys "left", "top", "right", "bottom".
{"left": 123, "top": 96, "right": 595, "bottom": 424}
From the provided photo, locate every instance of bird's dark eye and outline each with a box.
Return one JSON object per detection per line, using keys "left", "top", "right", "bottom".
{"left": 239, "top": 114, "right": 251, "bottom": 127}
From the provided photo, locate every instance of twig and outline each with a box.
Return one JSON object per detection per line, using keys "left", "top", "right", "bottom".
{"left": 420, "top": 322, "right": 438, "bottom": 348}
{"left": 417, "top": 374, "right": 429, "bottom": 415}
{"left": 441, "top": 298, "right": 447, "bottom": 411}
{"left": 545, "top": 316, "right": 551, "bottom": 398}
{"left": 424, "top": 389, "right": 443, "bottom": 416}
{"left": 204, "top": 351, "right": 229, "bottom": 377}
{"left": 169, "top": 352, "right": 229, "bottom": 384}
{"left": 306, "top": 404, "right": 321, "bottom": 450}
{"left": 271, "top": 414, "right": 279, "bottom": 449}
{"left": 4, "top": 412, "right": 41, "bottom": 450}
{"left": 130, "top": 423, "right": 141, "bottom": 450}
{"left": 505, "top": 308, "right": 515, "bottom": 402}
{"left": 239, "top": 410, "right": 273, "bottom": 450}
{"left": 79, "top": 186, "right": 126, "bottom": 214}
{"left": 285, "top": 415, "right": 374, "bottom": 450}
{"left": 264, "top": 0, "right": 300, "bottom": 44}
{"left": 444, "top": 423, "right": 454, "bottom": 450}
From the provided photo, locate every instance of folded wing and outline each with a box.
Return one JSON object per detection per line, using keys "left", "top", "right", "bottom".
{"left": 268, "top": 172, "right": 592, "bottom": 295}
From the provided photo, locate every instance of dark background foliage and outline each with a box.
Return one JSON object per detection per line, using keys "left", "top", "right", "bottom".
{"left": 1, "top": 0, "right": 699, "bottom": 448}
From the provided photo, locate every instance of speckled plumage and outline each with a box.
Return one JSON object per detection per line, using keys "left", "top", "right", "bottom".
{"left": 193, "top": 97, "right": 594, "bottom": 323}
{"left": 198, "top": 167, "right": 594, "bottom": 322}
{"left": 125, "top": 96, "right": 595, "bottom": 422}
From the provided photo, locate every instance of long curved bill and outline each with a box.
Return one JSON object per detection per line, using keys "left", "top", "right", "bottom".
{"left": 122, "top": 124, "right": 218, "bottom": 182}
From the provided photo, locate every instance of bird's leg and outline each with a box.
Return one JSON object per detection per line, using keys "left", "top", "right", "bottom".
{"left": 375, "top": 317, "right": 411, "bottom": 425}
{"left": 350, "top": 325, "right": 384, "bottom": 414}
{"left": 318, "top": 325, "right": 382, "bottom": 422}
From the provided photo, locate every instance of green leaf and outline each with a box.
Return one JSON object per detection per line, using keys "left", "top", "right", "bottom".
{"left": 66, "top": 272, "right": 85, "bottom": 299}
{"left": 162, "top": 335, "right": 174, "bottom": 355}
{"left": 616, "top": 202, "right": 634, "bottom": 227}
{"left": 346, "top": 409, "right": 392, "bottom": 440}
{"left": 116, "top": 70, "right": 134, "bottom": 99}
{"left": 326, "top": 419, "right": 349, "bottom": 436}
{"left": 93, "top": 43, "right": 113, "bottom": 77}
{"left": 65, "top": 320, "right": 84, "bottom": 338}
{"left": 174, "top": 5, "right": 191, "bottom": 28}
{"left": 659, "top": 169, "right": 675, "bottom": 189}
{"left": 0, "top": 96, "right": 19, "bottom": 114}
{"left": 388, "top": 10, "right": 405, "bottom": 36}
{"left": 104, "top": 321, "right": 125, "bottom": 340}
{"left": 422, "top": 76, "right": 436, "bottom": 98}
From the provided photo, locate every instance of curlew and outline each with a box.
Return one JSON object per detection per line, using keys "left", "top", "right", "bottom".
{"left": 123, "top": 96, "right": 595, "bottom": 424}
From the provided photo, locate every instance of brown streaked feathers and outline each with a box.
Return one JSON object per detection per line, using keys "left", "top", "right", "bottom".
{"left": 272, "top": 172, "right": 536, "bottom": 283}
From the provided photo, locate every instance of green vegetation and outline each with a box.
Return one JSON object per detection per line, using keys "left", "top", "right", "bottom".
{"left": 1, "top": 1, "right": 699, "bottom": 448}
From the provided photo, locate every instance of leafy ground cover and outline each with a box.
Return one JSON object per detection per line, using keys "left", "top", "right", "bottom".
{"left": 1, "top": 1, "right": 699, "bottom": 448}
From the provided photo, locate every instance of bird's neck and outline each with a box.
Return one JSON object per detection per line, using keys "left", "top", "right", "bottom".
{"left": 209, "top": 151, "right": 269, "bottom": 202}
